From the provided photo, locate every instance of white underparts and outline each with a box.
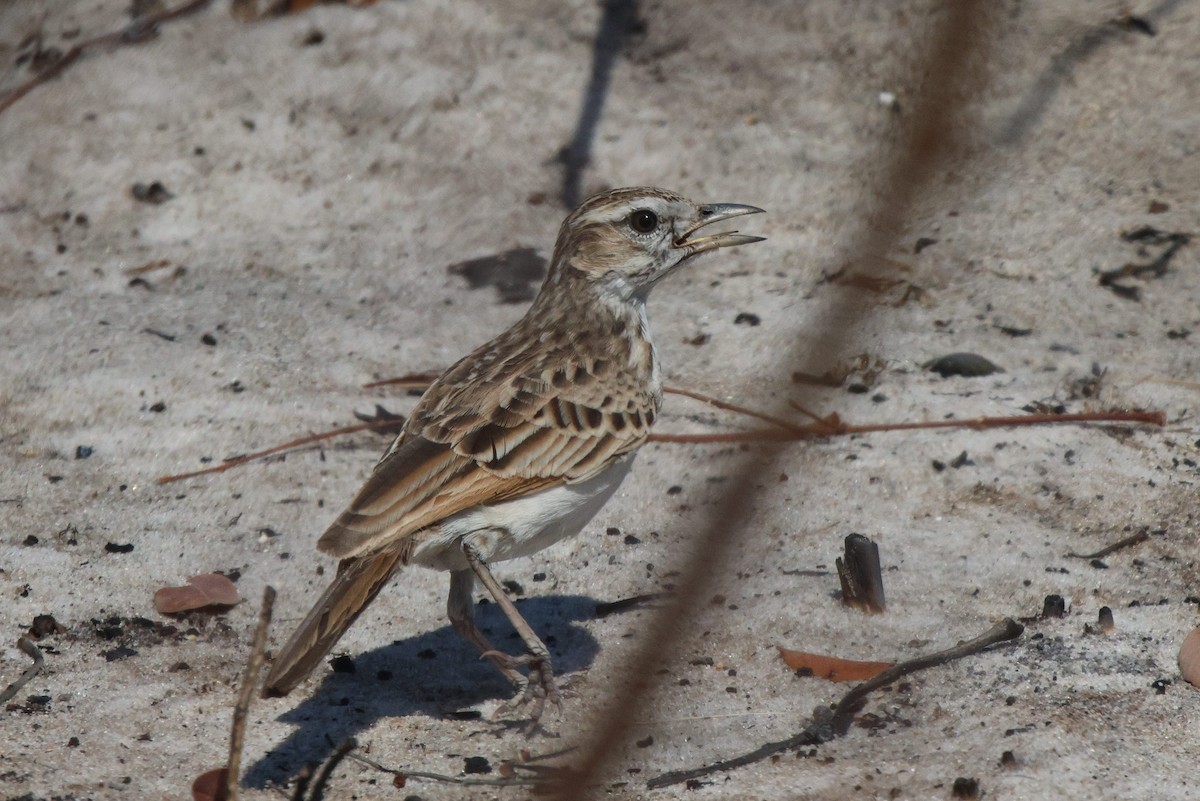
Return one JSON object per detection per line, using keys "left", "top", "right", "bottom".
{"left": 409, "top": 453, "right": 637, "bottom": 571}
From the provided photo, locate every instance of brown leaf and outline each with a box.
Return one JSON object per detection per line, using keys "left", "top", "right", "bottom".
{"left": 1179, "top": 628, "right": 1200, "bottom": 688}
{"left": 187, "top": 572, "right": 242, "bottom": 606}
{"left": 155, "top": 573, "right": 242, "bottom": 614}
{"left": 777, "top": 647, "right": 892, "bottom": 682}
{"left": 191, "top": 768, "right": 228, "bottom": 801}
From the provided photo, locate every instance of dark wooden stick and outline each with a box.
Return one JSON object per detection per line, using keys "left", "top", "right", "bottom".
{"left": 836, "top": 533, "right": 886, "bottom": 614}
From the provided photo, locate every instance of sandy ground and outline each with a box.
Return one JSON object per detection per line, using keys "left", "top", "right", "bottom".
{"left": 1, "top": 1, "right": 1199, "bottom": 799}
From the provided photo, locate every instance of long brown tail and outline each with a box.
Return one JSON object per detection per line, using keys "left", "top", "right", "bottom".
{"left": 262, "top": 546, "right": 406, "bottom": 697}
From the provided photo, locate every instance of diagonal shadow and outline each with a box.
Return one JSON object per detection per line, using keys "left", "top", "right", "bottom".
{"left": 242, "top": 593, "right": 602, "bottom": 788}
{"left": 557, "top": 0, "right": 641, "bottom": 208}
{"left": 998, "top": 0, "right": 1187, "bottom": 145}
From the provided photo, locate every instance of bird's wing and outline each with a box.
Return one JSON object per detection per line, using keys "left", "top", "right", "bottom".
{"left": 317, "top": 338, "right": 658, "bottom": 561}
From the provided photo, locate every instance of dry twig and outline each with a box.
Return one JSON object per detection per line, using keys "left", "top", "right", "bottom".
{"left": 223, "top": 587, "right": 276, "bottom": 800}
{"left": 1065, "top": 528, "right": 1150, "bottom": 560}
{"left": 301, "top": 738, "right": 358, "bottom": 801}
{"left": 156, "top": 403, "right": 1163, "bottom": 485}
{"left": 0, "top": 0, "right": 213, "bottom": 117}
{"left": 157, "top": 421, "right": 390, "bottom": 484}
{"left": 647, "top": 618, "right": 1024, "bottom": 789}
{"left": 346, "top": 752, "right": 543, "bottom": 788}
{"left": 0, "top": 637, "right": 45, "bottom": 705}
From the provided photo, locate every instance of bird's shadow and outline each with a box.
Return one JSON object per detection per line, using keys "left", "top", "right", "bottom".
{"left": 243, "top": 593, "right": 602, "bottom": 788}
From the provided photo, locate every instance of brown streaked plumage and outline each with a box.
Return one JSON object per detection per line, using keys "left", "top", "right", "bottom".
{"left": 262, "top": 187, "right": 764, "bottom": 724}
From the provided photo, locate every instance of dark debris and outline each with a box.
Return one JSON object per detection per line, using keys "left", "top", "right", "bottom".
{"left": 1098, "top": 227, "right": 1190, "bottom": 300}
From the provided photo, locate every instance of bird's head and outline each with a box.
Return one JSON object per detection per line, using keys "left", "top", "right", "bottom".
{"left": 547, "top": 187, "right": 765, "bottom": 298}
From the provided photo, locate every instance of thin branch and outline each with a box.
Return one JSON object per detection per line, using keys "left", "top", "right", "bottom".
{"left": 646, "top": 618, "right": 1024, "bottom": 790}
{"left": 1065, "top": 528, "right": 1150, "bottom": 560}
{"left": 663, "top": 385, "right": 811, "bottom": 435}
{"left": 225, "top": 586, "right": 276, "bottom": 800}
{"left": 157, "top": 407, "right": 1164, "bottom": 484}
{"left": 0, "top": 637, "right": 45, "bottom": 705}
{"left": 346, "top": 752, "right": 543, "bottom": 787}
{"left": 306, "top": 738, "right": 357, "bottom": 801}
{"left": 156, "top": 421, "right": 387, "bottom": 484}
{"left": 362, "top": 377, "right": 822, "bottom": 438}
{"left": 829, "top": 618, "right": 1024, "bottom": 731}
{"left": 0, "top": 0, "right": 213, "bottom": 117}
{"left": 648, "top": 409, "right": 1165, "bottom": 444}
{"left": 838, "top": 409, "right": 1166, "bottom": 433}
{"left": 361, "top": 371, "right": 440, "bottom": 390}
{"left": 647, "top": 428, "right": 793, "bottom": 444}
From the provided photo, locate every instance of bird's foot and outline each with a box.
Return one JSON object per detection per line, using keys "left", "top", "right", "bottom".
{"left": 482, "top": 650, "right": 581, "bottom": 733}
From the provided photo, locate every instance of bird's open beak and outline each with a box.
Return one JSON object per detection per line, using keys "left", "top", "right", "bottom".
{"left": 674, "top": 203, "right": 766, "bottom": 257}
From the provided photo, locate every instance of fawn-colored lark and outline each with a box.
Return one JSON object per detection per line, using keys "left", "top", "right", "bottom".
{"left": 263, "top": 187, "right": 764, "bottom": 723}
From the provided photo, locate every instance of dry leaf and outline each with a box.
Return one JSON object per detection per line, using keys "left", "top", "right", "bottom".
{"left": 191, "top": 768, "right": 228, "bottom": 801}
{"left": 1179, "top": 628, "right": 1200, "bottom": 688}
{"left": 778, "top": 647, "right": 892, "bottom": 682}
{"left": 155, "top": 573, "right": 242, "bottom": 614}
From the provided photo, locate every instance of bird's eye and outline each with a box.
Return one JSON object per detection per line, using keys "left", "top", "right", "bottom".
{"left": 628, "top": 209, "right": 659, "bottom": 234}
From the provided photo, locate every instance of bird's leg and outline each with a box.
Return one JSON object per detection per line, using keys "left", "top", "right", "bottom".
{"left": 446, "top": 569, "right": 526, "bottom": 690}
{"left": 461, "top": 542, "right": 561, "bottom": 725}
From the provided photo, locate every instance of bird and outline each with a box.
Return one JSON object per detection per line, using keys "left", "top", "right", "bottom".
{"left": 261, "top": 187, "right": 765, "bottom": 724}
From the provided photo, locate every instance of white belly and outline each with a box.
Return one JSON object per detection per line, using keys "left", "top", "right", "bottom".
{"left": 409, "top": 453, "right": 636, "bottom": 571}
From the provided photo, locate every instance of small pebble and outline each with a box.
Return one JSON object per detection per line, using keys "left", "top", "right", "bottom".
{"left": 924, "top": 353, "right": 1003, "bottom": 378}
{"left": 130, "top": 181, "right": 173, "bottom": 204}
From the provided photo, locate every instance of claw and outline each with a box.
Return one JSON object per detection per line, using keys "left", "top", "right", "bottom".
{"left": 479, "top": 650, "right": 568, "bottom": 732}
